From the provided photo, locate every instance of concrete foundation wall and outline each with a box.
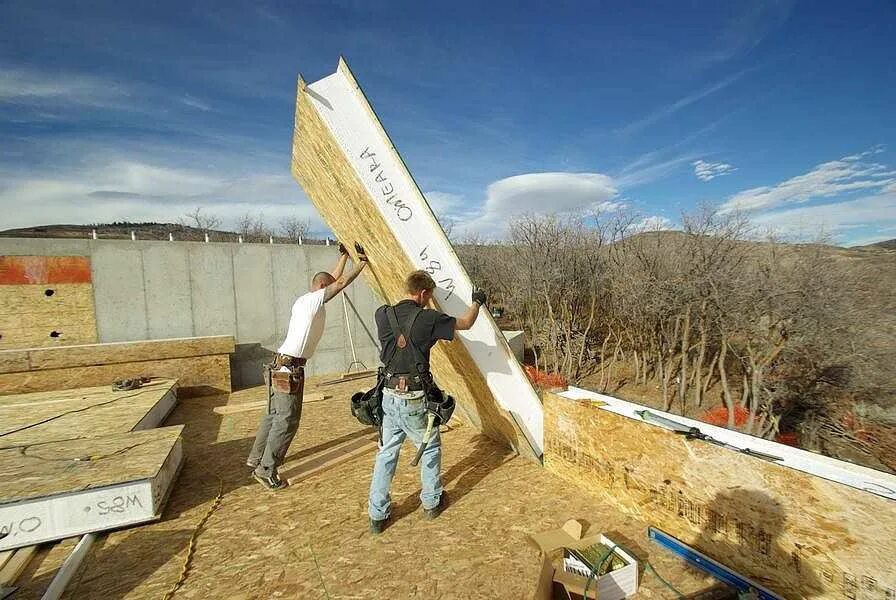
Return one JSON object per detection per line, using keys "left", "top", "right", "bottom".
{"left": 0, "top": 238, "right": 383, "bottom": 380}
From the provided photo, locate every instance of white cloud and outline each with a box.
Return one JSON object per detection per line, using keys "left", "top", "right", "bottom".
{"left": 0, "top": 155, "right": 324, "bottom": 233}
{"left": 693, "top": 159, "right": 737, "bottom": 181}
{"left": 425, "top": 191, "right": 466, "bottom": 220}
{"left": 720, "top": 148, "right": 894, "bottom": 212}
{"left": 749, "top": 191, "right": 896, "bottom": 244}
{"left": 634, "top": 215, "right": 674, "bottom": 232}
{"left": 465, "top": 172, "right": 618, "bottom": 235}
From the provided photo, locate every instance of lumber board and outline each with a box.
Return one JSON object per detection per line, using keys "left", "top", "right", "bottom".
{"left": 292, "top": 58, "right": 542, "bottom": 457}
{"left": 0, "top": 379, "right": 178, "bottom": 448}
{"left": 25, "top": 335, "right": 235, "bottom": 370}
{"left": 0, "top": 426, "right": 184, "bottom": 551}
{"left": 543, "top": 390, "right": 896, "bottom": 599}
{"left": 0, "top": 352, "right": 28, "bottom": 375}
{"left": 0, "top": 545, "right": 36, "bottom": 586}
{"left": 0, "top": 354, "right": 230, "bottom": 396}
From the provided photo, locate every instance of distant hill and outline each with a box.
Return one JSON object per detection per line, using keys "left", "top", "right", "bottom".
{"left": 858, "top": 238, "right": 896, "bottom": 250}
{"left": 0, "top": 222, "right": 326, "bottom": 244}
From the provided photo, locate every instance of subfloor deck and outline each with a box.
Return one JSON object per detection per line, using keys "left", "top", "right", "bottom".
{"left": 15, "top": 375, "right": 717, "bottom": 599}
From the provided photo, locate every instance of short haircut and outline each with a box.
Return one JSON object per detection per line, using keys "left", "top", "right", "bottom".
{"left": 405, "top": 270, "right": 435, "bottom": 294}
{"left": 312, "top": 271, "right": 335, "bottom": 288}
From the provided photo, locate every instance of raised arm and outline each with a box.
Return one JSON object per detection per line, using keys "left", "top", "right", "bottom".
{"left": 323, "top": 242, "right": 369, "bottom": 302}
{"left": 455, "top": 288, "right": 487, "bottom": 331}
{"left": 331, "top": 243, "right": 350, "bottom": 279}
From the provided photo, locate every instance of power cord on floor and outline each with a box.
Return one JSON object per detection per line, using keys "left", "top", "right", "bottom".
{"left": 162, "top": 477, "right": 224, "bottom": 600}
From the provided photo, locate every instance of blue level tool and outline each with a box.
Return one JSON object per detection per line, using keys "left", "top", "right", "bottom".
{"left": 648, "top": 527, "right": 783, "bottom": 600}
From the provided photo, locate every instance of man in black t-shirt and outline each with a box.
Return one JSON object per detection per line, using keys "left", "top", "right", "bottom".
{"left": 367, "top": 270, "right": 486, "bottom": 534}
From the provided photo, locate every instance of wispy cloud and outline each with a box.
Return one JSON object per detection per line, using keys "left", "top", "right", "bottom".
{"left": 182, "top": 94, "right": 212, "bottom": 111}
{"left": 615, "top": 69, "right": 750, "bottom": 137}
{"left": 720, "top": 147, "right": 893, "bottom": 212}
{"left": 693, "top": 159, "right": 737, "bottom": 181}
{"left": 616, "top": 152, "right": 700, "bottom": 188}
{"left": 691, "top": 1, "right": 795, "bottom": 70}
{"left": 0, "top": 66, "right": 128, "bottom": 107}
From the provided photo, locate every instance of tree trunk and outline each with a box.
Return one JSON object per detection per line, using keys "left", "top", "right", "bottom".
{"left": 679, "top": 304, "right": 691, "bottom": 413}
{"left": 718, "top": 339, "right": 735, "bottom": 429}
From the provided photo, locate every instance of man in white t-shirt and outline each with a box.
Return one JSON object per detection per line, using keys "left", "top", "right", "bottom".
{"left": 247, "top": 242, "right": 369, "bottom": 490}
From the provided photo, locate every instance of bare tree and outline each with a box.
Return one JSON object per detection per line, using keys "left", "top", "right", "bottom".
{"left": 280, "top": 216, "right": 311, "bottom": 242}
{"left": 179, "top": 207, "right": 221, "bottom": 231}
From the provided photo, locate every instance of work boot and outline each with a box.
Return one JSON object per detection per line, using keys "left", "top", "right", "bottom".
{"left": 253, "top": 470, "right": 287, "bottom": 491}
{"left": 423, "top": 492, "right": 448, "bottom": 520}
{"left": 369, "top": 517, "right": 388, "bottom": 535}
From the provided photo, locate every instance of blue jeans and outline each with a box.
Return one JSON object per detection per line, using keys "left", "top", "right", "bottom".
{"left": 368, "top": 388, "right": 443, "bottom": 520}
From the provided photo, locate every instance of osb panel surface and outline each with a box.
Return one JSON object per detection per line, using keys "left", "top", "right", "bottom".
{"left": 0, "top": 426, "right": 182, "bottom": 504}
{"left": 9, "top": 376, "right": 713, "bottom": 600}
{"left": 0, "top": 283, "right": 97, "bottom": 349}
{"left": 292, "top": 82, "right": 523, "bottom": 454}
{"left": 0, "top": 379, "right": 177, "bottom": 447}
{"left": 543, "top": 393, "right": 896, "bottom": 600}
{"left": 25, "top": 335, "right": 235, "bottom": 370}
{"left": 0, "top": 355, "right": 229, "bottom": 396}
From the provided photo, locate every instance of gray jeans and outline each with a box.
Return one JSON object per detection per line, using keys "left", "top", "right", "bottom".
{"left": 248, "top": 373, "right": 304, "bottom": 476}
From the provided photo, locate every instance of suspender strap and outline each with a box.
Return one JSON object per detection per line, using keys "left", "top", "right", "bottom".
{"left": 384, "top": 305, "right": 425, "bottom": 373}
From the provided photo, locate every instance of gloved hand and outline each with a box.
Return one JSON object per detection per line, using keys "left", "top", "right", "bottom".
{"left": 338, "top": 242, "right": 348, "bottom": 255}
{"left": 471, "top": 288, "right": 487, "bottom": 306}
{"left": 354, "top": 242, "right": 369, "bottom": 262}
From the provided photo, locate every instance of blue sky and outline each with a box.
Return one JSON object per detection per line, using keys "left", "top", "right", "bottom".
{"left": 1, "top": 1, "right": 895, "bottom": 245}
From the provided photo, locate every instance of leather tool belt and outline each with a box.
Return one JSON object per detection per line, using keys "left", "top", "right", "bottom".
{"left": 269, "top": 354, "right": 306, "bottom": 394}
{"left": 385, "top": 373, "right": 426, "bottom": 392}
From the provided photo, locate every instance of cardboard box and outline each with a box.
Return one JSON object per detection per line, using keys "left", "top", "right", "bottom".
{"left": 530, "top": 520, "right": 638, "bottom": 600}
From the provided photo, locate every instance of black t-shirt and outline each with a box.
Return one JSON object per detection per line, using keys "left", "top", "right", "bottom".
{"left": 375, "top": 299, "right": 456, "bottom": 372}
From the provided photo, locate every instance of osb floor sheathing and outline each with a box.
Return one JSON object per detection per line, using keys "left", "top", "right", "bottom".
{"left": 15, "top": 375, "right": 714, "bottom": 599}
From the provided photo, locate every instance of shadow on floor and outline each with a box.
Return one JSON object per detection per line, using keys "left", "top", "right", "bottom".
{"left": 391, "top": 434, "right": 512, "bottom": 523}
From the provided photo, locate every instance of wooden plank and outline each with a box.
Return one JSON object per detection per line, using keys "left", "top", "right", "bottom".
{"left": 0, "top": 426, "right": 184, "bottom": 551}
{"left": 542, "top": 390, "right": 896, "bottom": 599}
{"left": 0, "top": 550, "right": 11, "bottom": 571}
{"left": 0, "top": 256, "right": 91, "bottom": 285}
{"left": 0, "top": 379, "right": 178, "bottom": 447}
{"left": 0, "top": 354, "right": 229, "bottom": 396}
{"left": 292, "top": 59, "right": 542, "bottom": 457}
{"left": 0, "top": 351, "right": 29, "bottom": 374}
{"left": 25, "top": 335, "right": 235, "bottom": 370}
{"left": 0, "top": 545, "right": 37, "bottom": 586}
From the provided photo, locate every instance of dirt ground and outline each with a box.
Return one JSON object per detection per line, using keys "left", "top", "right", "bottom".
{"left": 13, "top": 374, "right": 719, "bottom": 599}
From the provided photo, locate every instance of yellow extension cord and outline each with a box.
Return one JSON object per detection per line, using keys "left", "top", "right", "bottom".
{"left": 162, "top": 477, "right": 224, "bottom": 600}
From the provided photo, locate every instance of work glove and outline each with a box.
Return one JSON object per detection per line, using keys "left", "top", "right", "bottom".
{"left": 338, "top": 242, "right": 348, "bottom": 255}
{"left": 471, "top": 288, "right": 487, "bottom": 306}
{"left": 354, "top": 242, "right": 369, "bottom": 262}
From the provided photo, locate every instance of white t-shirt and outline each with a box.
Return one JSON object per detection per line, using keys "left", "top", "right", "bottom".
{"left": 277, "top": 288, "right": 327, "bottom": 359}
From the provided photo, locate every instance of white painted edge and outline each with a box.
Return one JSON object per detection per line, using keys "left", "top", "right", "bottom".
{"left": 560, "top": 386, "right": 896, "bottom": 501}
{"left": 303, "top": 61, "right": 544, "bottom": 455}
{"left": 0, "top": 436, "right": 183, "bottom": 551}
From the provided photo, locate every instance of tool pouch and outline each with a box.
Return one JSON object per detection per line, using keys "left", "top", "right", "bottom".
{"left": 350, "top": 369, "right": 386, "bottom": 427}
{"left": 271, "top": 369, "right": 302, "bottom": 394}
